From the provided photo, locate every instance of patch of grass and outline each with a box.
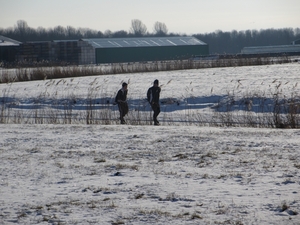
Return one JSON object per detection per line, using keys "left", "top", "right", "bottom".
{"left": 173, "top": 153, "right": 188, "bottom": 159}
{"left": 294, "top": 164, "right": 300, "bottom": 169}
{"left": 111, "top": 163, "right": 139, "bottom": 171}
{"left": 201, "top": 151, "right": 217, "bottom": 159}
{"left": 106, "top": 201, "right": 117, "bottom": 209}
{"left": 17, "top": 212, "right": 27, "bottom": 219}
{"left": 87, "top": 200, "right": 100, "bottom": 209}
{"left": 201, "top": 173, "right": 210, "bottom": 179}
{"left": 191, "top": 211, "right": 203, "bottom": 220}
{"left": 138, "top": 208, "right": 171, "bottom": 217}
{"left": 94, "top": 157, "right": 106, "bottom": 163}
{"left": 165, "top": 192, "right": 179, "bottom": 201}
{"left": 134, "top": 193, "right": 144, "bottom": 199}
{"left": 217, "top": 174, "right": 227, "bottom": 179}
{"left": 280, "top": 201, "right": 289, "bottom": 212}
{"left": 111, "top": 220, "right": 125, "bottom": 225}
{"left": 158, "top": 158, "right": 165, "bottom": 163}
{"left": 197, "top": 159, "right": 212, "bottom": 168}
{"left": 214, "top": 220, "right": 244, "bottom": 225}
{"left": 214, "top": 203, "right": 229, "bottom": 215}
{"left": 173, "top": 212, "right": 190, "bottom": 218}
{"left": 54, "top": 162, "right": 65, "bottom": 168}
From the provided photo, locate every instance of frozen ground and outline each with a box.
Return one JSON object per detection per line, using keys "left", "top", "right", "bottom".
{"left": 0, "top": 63, "right": 300, "bottom": 224}
{"left": 1, "top": 62, "right": 300, "bottom": 125}
{"left": 0, "top": 124, "right": 299, "bottom": 224}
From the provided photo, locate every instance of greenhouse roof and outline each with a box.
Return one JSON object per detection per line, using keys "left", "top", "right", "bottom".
{"left": 81, "top": 36, "right": 207, "bottom": 48}
{"left": 0, "top": 35, "right": 21, "bottom": 46}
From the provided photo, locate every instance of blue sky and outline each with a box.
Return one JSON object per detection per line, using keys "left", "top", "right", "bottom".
{"left": 1, "top": 0, "right": 299, "bottom": 34}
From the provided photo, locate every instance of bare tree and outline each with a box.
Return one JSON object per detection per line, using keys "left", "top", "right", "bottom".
{"left": 16, "top": 20, "right": 28, "bottom": 31}
{"left": 153, "top": 21, "right": 168, "bottom": 36}
{"left": 130, "top": 19, "right": 147, "bottom": 37}
{"left": 112, "top": 30, "right": 128, "bottom": 38}
{"left": 66, "top": 26, "right": 77, "bottom": 38}
{"left": 104, "top": 30, "right": 113, "bottom": 38}
{"left": 15, "top": 20, "right": 29, "bottom": 37}
{"left": 53, "top": 26, "right": 67, "bottom": 37}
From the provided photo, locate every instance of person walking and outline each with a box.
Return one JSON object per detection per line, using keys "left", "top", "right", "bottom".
{"left": 147, "top": 79, "right": 161, "bottom": 125}
{"left": 115, "top": 82, "right": 128, "bottom": 124}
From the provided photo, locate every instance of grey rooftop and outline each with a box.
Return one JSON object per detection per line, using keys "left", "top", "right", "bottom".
{"left": 81, "top": 36, "right": 207, "bottom": 48}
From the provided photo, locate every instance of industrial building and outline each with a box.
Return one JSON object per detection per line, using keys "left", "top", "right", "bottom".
{"left": 82, "top": 36, "right": 208, "bottom": 64}
{"left": 291, "top": 39, "right": 300, "bottom": 45}
{"left": 241, "top": 44, "right": 300, "bottom": 55}
{"left": 7, "top": 36, "right": 209, "bottom": 65}
{"left": 16, "top": 40, "right": 83, "bottom": 63}
{"left": 0, "top": 35, "right": 21, "bottom": 62}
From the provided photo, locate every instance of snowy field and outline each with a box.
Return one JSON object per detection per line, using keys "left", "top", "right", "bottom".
{"left": 1, "top": 62, "right": 300, "bottom": 126}
{"left": 0, "top": 63, "right": 300, "bottom": 224}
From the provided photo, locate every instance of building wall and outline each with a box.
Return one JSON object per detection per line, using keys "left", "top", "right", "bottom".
{"left": 0, "top": 46, "right": 19, "bottom": 62}
{"left": 56, "top": 41, "right": 80, "bottom": 64}
{"left": 78, "top": 40, "right": 95, "bottom": 64}
{"left": 16, "top": 42, "right": 54, "bottom": 62}
{"left": 241, "top": 45, "right": 300, "bottom": 54}
{"left": 16, "top": 41, "right": 82, "bottom": 64}
{"left": 12, "top": 38, "right": 209, "bottom": 65}
{"left": 291, "top": 39, "right": 300, "bottom": 45}
{"left": 95, "top": 45, "right": 209, "bottom": 64}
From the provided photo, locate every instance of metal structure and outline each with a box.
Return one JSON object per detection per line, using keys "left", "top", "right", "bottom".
{"left": 241, "top": 44, "right": 300, "bottom": 54}
{"left": 2, "top": 36, "right": 208, "bottom": 65}
{"left": 0, "top": 35, "right": 21, "bottom": 62}
{"left": 82, "top": 37, "right": 208, "bottom": 64}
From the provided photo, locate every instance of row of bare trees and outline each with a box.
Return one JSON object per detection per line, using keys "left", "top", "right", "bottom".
{"left": 194, "top": 28, "right": 300, "bottom": 54}
{"left": 130, "top": 19, "right": 168, "bottom": 36}
{"left": 0, "top": 20, "right": 169, "bottom": 42}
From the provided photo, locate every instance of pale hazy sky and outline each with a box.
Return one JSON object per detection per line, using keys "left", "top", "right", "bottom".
{"left": 1, "top": 0, "right": 299, "bottom": 34}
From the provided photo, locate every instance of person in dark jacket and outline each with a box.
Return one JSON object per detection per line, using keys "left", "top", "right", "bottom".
{"left": 115, "top": 82, "right": 128, "bottom": 124}
{"left": 147, "top": 79, "right": 161, "bottom": 125}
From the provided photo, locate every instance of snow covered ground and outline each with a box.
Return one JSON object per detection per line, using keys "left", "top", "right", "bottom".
{"left": 1, "top": 124, "right": 299, "bottom": 224}
{"left": 1, "top": 62, "right": 300, "bottom": 126}
{"left": 1, "top": 63, "right": 300, "bottom": 224}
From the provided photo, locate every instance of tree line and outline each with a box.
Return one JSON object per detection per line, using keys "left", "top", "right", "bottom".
{"left": 1, "top": 20, "right": 300, "bottom": 54}
{"left": 194, "top": 28, "right": 300, "bottom": 54}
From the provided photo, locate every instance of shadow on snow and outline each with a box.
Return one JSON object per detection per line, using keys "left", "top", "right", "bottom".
{"left": 1, "top": 95, "right": 300, "bottom": 114}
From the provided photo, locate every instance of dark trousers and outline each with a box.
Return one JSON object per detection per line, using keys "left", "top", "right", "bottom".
{"left": 151, "top": 103, "right": 160, "bottom": 123}
{"left": 118, "top": 102, "right": 128, "bottom": 123}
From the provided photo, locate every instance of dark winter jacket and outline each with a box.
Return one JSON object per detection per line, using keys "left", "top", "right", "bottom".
{"left": 147, "top": 86, "right": 161, "bottom": 104}
{"left": 115, "top": 88, "right": 127, "bottom": 103}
